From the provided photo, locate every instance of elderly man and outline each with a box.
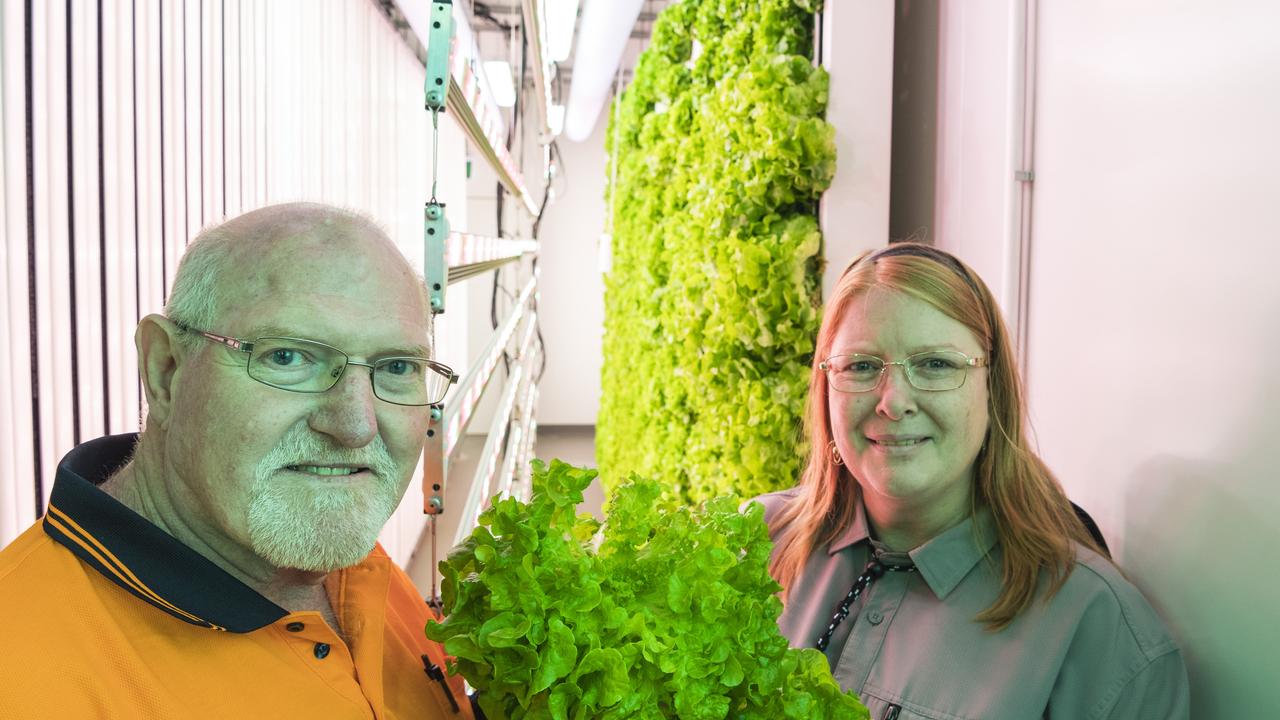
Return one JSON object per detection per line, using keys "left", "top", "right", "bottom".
{"left": 0, "top": 203, "right": 472, "bottom": 719}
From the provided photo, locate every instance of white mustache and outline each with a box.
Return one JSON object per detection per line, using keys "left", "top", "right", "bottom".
{"left": 260, "top": 429, "right": 398, "bottom": 480}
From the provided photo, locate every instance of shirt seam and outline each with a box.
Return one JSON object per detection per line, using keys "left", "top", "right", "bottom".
{"left": 1071, "top": 559, "right": 1179, "bottom": 661}
{"left": 1090, "top": 645, "right": 1183, "bottom": 720}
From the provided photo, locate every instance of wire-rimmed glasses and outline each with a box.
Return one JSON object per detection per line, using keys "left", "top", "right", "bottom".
{"left": 820, "top": 350, "right": 987, "bottom": 393}
{"left": 180, "top": 326, "right": 458, "bottom": 406}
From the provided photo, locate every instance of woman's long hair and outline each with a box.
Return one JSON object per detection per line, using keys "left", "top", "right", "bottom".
{"left": 768, "top": 244, "right": 1107, "bottom": 631}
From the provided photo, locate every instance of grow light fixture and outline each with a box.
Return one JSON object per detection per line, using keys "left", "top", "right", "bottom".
{"left": 564, "top": 0, "right": 644, "bottom": 141}
{"left": 548, "top": 103, "right": 566, "bottom": 136}
{"left": 483, "top": 60, "right": 517, "bottom": 108}
{"left": 545, "top": 0, "right": 580, "bottom": 62}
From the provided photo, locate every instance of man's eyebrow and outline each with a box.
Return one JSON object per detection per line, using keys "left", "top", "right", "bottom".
{"left": 380, "top": 344, "right": 432, "bottom": 358}
{"left": 241, "top": 327, "right": 431, "bottom": 357}
{"left": 241, "top": 325, "right": 297, "bottom": 339}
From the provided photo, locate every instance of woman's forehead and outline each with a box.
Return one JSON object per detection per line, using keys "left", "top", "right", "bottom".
{"left": 831, "top": 289, "right": 982, "bottom": 354}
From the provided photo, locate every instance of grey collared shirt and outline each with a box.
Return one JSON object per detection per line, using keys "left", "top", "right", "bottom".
{"left": 754, "top": 489, "right": 1189, "bottom": 720}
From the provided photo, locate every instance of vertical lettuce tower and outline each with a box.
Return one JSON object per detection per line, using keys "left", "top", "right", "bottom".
{"left": 599, "top": 0, "right": 835, "bottom": 504}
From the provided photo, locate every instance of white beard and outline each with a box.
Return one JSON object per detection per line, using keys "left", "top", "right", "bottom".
{"left": 246, "top": 428, "right": 403, "bottom": 572}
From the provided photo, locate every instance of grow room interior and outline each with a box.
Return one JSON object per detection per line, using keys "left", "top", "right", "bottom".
{"left": 0, "top": 1, "right": 1276, "bottom": 717}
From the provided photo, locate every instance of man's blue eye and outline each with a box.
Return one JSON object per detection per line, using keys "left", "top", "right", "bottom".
{"left": 269, "top": 349, "right": 306, "bottom": 367}
{"left": 383, "top": 359, "right": 422, "bottom": 377}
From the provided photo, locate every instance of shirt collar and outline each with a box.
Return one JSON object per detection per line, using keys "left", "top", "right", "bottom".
{"left": 826, "top": 493, "right": 998, "bottom": 600}
{"left": 42, "top": 434, "right": 289, "bottom": 632}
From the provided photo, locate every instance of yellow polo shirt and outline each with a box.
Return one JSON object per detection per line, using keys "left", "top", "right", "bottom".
{"left": 0, "top": 434, "right": 474, "bottom": 720}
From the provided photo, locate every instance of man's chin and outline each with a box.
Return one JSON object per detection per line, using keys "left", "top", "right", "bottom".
{"left": 253, "top": 534, "right": 379, "bottom": 573}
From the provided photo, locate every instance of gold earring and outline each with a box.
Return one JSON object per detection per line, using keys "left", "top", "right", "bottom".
{"left": 828, "top": 441, "right": 844, "bottom": 466}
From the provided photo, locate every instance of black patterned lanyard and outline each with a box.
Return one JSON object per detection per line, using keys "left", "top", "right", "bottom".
{"left": 815, "top": 553, "right": 918, "bottom": 651}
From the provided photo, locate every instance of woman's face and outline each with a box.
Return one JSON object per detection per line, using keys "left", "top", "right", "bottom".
{"left": 827, "top": 289, "right": 990, "bottom": 517}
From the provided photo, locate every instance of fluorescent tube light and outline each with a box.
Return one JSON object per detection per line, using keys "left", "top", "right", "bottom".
{"left": 564, "top": 0, "right": 644, "bottom": 142}
{"left": 483, "top": 60, "right": 517, "bottom": 108}
{"left": 548, "top": 104, "right": 566, "bottom": 136}
{"left": 545, "top": 0, "right": 580, "bottom": 63}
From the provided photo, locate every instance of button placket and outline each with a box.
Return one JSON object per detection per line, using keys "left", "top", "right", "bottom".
{"left": 832, "top": 566, "right": 912, "bottom": 694}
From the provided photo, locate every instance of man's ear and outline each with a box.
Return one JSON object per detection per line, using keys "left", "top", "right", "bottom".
{"left": 136, "top": 314, "right": 185, "bottom": 428}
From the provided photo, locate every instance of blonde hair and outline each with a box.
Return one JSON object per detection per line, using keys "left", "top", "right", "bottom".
{"left": 768, "top": 243, "right": 1107, "bottom": 631}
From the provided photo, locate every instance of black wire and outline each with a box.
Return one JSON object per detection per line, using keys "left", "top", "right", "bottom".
{"left": 470, "top": 2, "right": 514, "bottom": 32}
{"left": 528, "top": 136, "right": 559, "bottom": 383}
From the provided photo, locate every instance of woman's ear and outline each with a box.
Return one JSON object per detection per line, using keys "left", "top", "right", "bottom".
{"left": 135, "top": 314, "right": 184, "bottom": 429}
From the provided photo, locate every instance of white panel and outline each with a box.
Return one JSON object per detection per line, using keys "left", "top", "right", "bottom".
{"left": 203, "top": 0, "right": 223, "bottom": 225}
{"left": 223, "top": 0, "right": 242, "bottom": 217}
{"left": 183, "top": 0, "right": 202, "bottom": 239}
{"left": 102, "top": 0, "right": 140, "bottom": 436}
{"left": 247, "top": 0, "right": 266, "bottom": 207}
{"left": 1, "top": 0, "right": 38, "bottom": 542}
{"left": 35, "top": 0, "right": 75, "bottom": 506}
{"left": 933, "top": 1, "right": 1021, "bottom": 314}
{"left": 72, "top": 0, "right": 105, "bottom": 443}
{"left": 818, "top": 1, "right": 895, "bottom": 298}
{"left": 1021, "top": 2, "right": 1280, "bottom": 716}
{"left": 535, "top": 110, "right": 604, "bottom": 424}
{"left": 136, "top": 0, "right": 164, "bottom": 320}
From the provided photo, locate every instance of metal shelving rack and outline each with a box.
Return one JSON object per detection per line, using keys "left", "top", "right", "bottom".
{"left": 384, "top": 0, "right": 550, "bottom": 602}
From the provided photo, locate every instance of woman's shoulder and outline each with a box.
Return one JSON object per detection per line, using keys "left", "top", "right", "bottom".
{"left": 741, "top": 487, "right": 801, "bottom": 529}
{"left": 1057, "top": 545, "right": 1181, "bottom": 661}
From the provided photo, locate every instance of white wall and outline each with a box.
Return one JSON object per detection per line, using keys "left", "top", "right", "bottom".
{"left": 819, "top": 2, "right": 897, "bottom": 297}
{"left": 933, "top": 0, "right": 1024, "bottom": 314}
{"left": 934, "top": 1, "right": 1280, "bottom": 715}
{"left": 533, "top": 112, "right": 607, "bottom": 425}
{"left": 0, "top": 0, "right": 473, "bottom": 567}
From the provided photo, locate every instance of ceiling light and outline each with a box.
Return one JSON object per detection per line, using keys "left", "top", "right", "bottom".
{"left": 483, "top": 60, "right": 517, "bottom": 108}
{"left": 564, "top": 0, "right": 644, "bottom": 142}
{"left": 545, "top": 0, "right": 580, "bottom": 63}
{"left": 548, "top": 104, "right": 566, "bottom": 136}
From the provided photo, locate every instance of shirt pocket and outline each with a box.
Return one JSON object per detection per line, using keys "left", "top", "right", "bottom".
{"left": 860, "top": 687, "right": 963, "bottom": 720}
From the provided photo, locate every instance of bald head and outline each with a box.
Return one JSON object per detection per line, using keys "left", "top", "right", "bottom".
{"left": 166, "top": 203, "right": 430, "bottom": 348}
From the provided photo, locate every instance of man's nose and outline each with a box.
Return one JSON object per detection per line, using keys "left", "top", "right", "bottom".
{"left": 309, "top": 365, "right": 379, "bottom": 448}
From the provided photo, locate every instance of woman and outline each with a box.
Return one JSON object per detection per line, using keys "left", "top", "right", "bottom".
{"left": 756, "top": 244, "right": 1188, "bottom": 719}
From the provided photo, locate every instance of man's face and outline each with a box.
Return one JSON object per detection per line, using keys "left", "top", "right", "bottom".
{"left": 164, "top": 228, "right": 432, "bottom": 573}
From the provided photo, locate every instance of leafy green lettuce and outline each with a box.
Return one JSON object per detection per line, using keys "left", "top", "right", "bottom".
{"left": 598, "top": 0, "right": 836, "bottom": 506}
{"left": 426, "top": 459, "right": 867, "bottom": 720}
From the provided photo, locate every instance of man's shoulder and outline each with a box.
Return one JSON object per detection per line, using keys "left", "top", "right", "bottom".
{"left": 0, "top": 521, "right": 99, "bottom": 618}
{"left": 0, "top": 521, "right": 64, "bottom": 586}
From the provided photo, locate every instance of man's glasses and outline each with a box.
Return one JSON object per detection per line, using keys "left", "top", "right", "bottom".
{"left": 180, "top": 326, "right": 458, "bottom": 406}
{"left": 820, "top": 350, "right": 987, "bottom": 393}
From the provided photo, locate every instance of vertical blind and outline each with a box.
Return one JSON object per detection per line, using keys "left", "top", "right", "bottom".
{"left": 0, "top": 0, "right": 472, "bottom": 559}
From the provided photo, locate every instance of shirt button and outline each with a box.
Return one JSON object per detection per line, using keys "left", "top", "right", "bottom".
{"left": 314, "top": 643, "right": 331, "bottom": 659}
{"left": 867, "top": 611, "right": 884, "bottom": 625}
{"left": 285, "top": 622, "right": 305, "bottom": 632}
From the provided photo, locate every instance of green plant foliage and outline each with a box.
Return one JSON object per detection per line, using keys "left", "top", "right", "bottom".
{"left": 426, "top": 459, "right": 867, "bottom": 720}
{"left": 598, "top": 0, "right": 836, "bottom": 505}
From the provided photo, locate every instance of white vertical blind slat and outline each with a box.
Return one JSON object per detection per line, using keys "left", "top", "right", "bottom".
{"left": 222, "top": 0, "right": 242, "bottom": 218}
{"left": 72, "top": 0, "right": 105, "bottom": 444}
{"left": 102, "top": 0, "right": 140, "bottom": 437}
{"left": 183, "top": 0, "right": 202, "bottom": 238}
{"left": 35, "top": 0, "right": 75, "bottom": 508}
{"left": 1, "top": 0, "right": 38, "bottom": 537}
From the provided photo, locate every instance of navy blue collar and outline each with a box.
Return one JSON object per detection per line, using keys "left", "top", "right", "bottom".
{"left": 42, "top": 434, "right": 288, "bottom": 632}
